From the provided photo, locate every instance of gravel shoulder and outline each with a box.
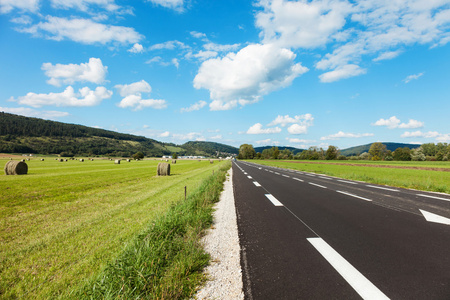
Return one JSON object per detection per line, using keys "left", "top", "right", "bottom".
{"left": 194, "top": 167, "right": 244, "bottom": 300}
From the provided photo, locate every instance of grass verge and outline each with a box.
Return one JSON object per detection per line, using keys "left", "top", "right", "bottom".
{"left": 249, "top": 160, "right": 450, "bottom": 194}
{"left": 71, "top": 161, "right": 230, "bottom": 299}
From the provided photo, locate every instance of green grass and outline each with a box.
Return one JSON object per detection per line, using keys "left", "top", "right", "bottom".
{"left": 0, "top": 158, "right": 229, "bottom": 299}
{"left": 249, "top": 160, "right": 450, "bottom": 194}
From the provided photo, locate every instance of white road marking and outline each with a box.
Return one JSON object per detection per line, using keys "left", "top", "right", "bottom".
{"left": 309, "top": 182, "right": 327, "bottom": 189}
{"left": 253, "top": 181, "right": 261, "bottom": 187}
{"left": 419, "top": 209, "right": 450, "bottom": 225}
{"left": 338, "top": 180, "right": 358, "bottom": 185}
{"left": 282, "top": 174, "right": 290, "bottom": 178}
{"left": 275, "top": 172, "right": 280, "bottom": 175}
{"left": 259, "top": 167, "right": 262, "bottom": 170}
{"left": 247, "top": 176, "right": 253, "bottom": 179}
{"left": 265, "top": 194, "right": 283, "bottom": 206}
{"left": 244, "top": 172, "right": 247, "bottom": 175}
{"left": 366, "top": 185, "right": 399, "bottom": 192}
{"left": 417, "top": 194, "right": 450, "bottom": 202}
{"left": 319, "top": 176, "right": 332, "bottom": 180}
{"left": 308, "top": 237, "right": 390, "bottom": 300}
{"left": 337, "top": 191, "right": 372, "bottom": 202}
{"left": 305, "top": 173, "right": 316, "bottom": 177}
{"left": 293, "top": 178, "right": 304, "bottom": 182}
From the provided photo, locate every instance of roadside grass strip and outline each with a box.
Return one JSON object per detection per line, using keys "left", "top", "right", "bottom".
{"left": 337, "top": 191, "right": 372, "bottom": 202}
{"left": 265, "top": 194, "right": 284, "bottom": 206}
{"left": 72, "top": 163, "right": 230, "bottom": 299}
{"left": 307, "top": 238, "right": 390, "bottom": 300}
{"left": 417, "top": 194, "right": 450, "bottom": 202}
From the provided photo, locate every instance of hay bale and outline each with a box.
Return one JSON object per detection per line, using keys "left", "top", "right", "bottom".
{"left": 172, "top": 160, "right": 176, "bottom": 164}
{"left": 210, "top": 160, "right": 214, "bottom": 164}
{"left": 41, "top": 158, "right": 44, "bottom": 161}
{"left": 157, "top": 162, "right": 170, "bottom": 176}
{"left": 59, "top": 159, "right": 64, "bottom": 162}
{"left": 79, "top": 159, "right": 84, "bottom": 162}
{"left": 115, "top": 159, "right": 120, "bottom": 164}
{"left": 4, "top": 161, "right": 28, "bottom": 175}
{"left": 126, "top": 159, "right": 131, "bottom": 162}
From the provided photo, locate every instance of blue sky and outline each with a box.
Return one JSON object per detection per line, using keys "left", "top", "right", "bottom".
{"left": 1, "top": 0, "right": 449, "bottom": 150}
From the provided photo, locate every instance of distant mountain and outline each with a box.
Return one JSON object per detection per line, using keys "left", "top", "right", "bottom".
{"left": 340, "top": 142, "right": 421, "bottom": 157}
{"left": 0, "top": 112, "right": 233, "bottom": 157}
{"left": 254, "top": 146, "right": 305, "bottom": 154}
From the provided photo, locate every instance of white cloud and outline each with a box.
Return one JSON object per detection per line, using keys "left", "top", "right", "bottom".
{"left": 287, "top": 124, "right": 308, "bottom": 135}
{"left": 22, "top": 16, "right": 143, "bottom": 45}
{"left": 181, "top": 100, "right": 207, "bottom": 112}
{"left": 321, "top": 131, "right": 374, "bottom": 140}
{"left": 128, "top": 43, "right": 144, "bottom": 53}
{"left": 373, "top": 50, "right": 403, "bottom": 62}
{"left": 50, "top": 0, "right": 120, "bottom": 12}
{"left": 0, "top": 106, "right": 69, "bottom": 119}
{"left": 171, "top": 58, "right": 179, "bottom": 68}
{"left": 159, "top": 131, "right": 170, "bottom": 137}
{"left": 373, "top": 116, "right": 424, "bottom": 129}
{"left": 190, "top": 31, "right": 207, "bottom": 39}
{"left": 210, "top": 135, "right": 222, "bottom": 140}
{"left": 0, "top": 0, "right": 39, "bottom": 14}
{"left": 319, "top": 64, "right": 367, "bottom": 83}
{"left": 147, "top": 0, "right": 185, "bottom": 12}
{"left": 268, "top": 114, "right": 313, "bottom": 127}
{"left": 10, "top": 86, "right": 112, "bottom": 107}
{"left": 115, "top": 80, "right": 151, "bottom": 97}
{"left": 256, "top": 138, "right": 279, "bottom": 145}
{"left": 247, "top": 123, "right": 281, "bottom": 134}
{"left": 403, "top": 72, "right": 424, "bottom": 83}
{"left": 186, "top": 50, "right": 218, "bottom": 61}
{"left": 401, "top": 131, "right": 441, "bottom": 138}
{"left": 172, "top": 132, "right": 205, "bottom": 141}
{"left": 115, "top": 80, "right": 167, "bottom": 110}
{"left": 286, "top": 138, "right": 315, "bottom": 144}
{"left": 194, "top": 43, "right": 308, "bottom": 110}
{"left": 42, "top": 57, "right": 107, "bottom": 87}
{"left": 203, "top": 42, "right": 241, "bottom": 52}
{"left": 148, "top": 40, "right": 188, "bottom": 51}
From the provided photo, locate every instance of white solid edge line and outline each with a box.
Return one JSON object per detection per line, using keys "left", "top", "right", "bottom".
{"left": 307, "top": 237, "right": 390, "bottom": 300}
{"left": 293, "top": 178, "right": 304, "bottom": 182}
{"left": 417, "top": 194, "right": 450, "bottom": 202}
{"left": 366, "top": 185, "right": 399, "bottom": 192}
{"left": 253, "top": 181, "right": 261, "bottom": 187}
{"left": 419, "top": 209, "right": 450, "bottom": 225}
{"left": 265, "top": 194, "right": 284, "bottom": 206}
{"left": 309, "top": 182, "right": 327, "bottom": 189}
{"left": 337, "top": 191, "right": 372, "bottom": 202}
{"left": 338, "top": 180, "right": 358, "bottom": 185}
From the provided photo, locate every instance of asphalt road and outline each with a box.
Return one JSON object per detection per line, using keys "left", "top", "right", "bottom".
{"left": 232, "top": 160, "right": 450, "bottom": 300}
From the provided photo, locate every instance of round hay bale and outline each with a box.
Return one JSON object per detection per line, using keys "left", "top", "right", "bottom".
{"left": 115, "top": 159, "right": 120, "bottom": 164}
{"left": 59, "top": 159, "right": 64, "bottom": 162}
{"left": 210, "top": 159, "right": 214, "bottom": 164}
{"left": 126, "top": 159, "right": 130, "bottom": 162}
{"left": 79, "top": 159, "right": 84, "bottom": 162}
{"left": 41, "top": 158, "right": 45, "bottom": 161}
{"left": 157, "top": 162, "right": 170, "bottom": 176}
{"left": 172, "top": 160, "right": 176, "bottom": 164}
{"left": 26, "top": 158, "right": 30, "bottom": 161}
{"left": 4, "top": 161, "right": 28, "bottom": 175}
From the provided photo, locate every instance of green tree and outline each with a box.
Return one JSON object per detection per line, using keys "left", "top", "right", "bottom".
{"left": 369, "top": 142, "right": 387, "bottom": 161}
{"left": 272, "top": 147, "right": 280, "bottom": 159}
{"left": 325, "top": 145, "right": 339, "bottom": 160}
{"left": 393, "top": 147, "right": 411, "bottom": 161}
{"left": 132, "top": 151, "right": 145, "bottom": 160}
{"left": 239, "top": 144, "right": 256, "bottom": 159}
{"left": 172, "top": 153, "right": 178, "bottom": 159}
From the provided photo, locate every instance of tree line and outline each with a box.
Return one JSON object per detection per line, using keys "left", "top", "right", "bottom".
{"left": 239, "top": 142, "right": 450, "bottom": 161}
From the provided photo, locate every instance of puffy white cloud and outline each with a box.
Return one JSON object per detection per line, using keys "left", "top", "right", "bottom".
{"left": 256, "top": 0, "right": 352, "bottom": 48}
{"left": 373, "top": 116, "right": 424, "bottom": 129}
{"left": 194, "top": 43, "right": 308, "bottom": 110}
{"left": 22, "top": 16, "right": 143, "bottom": 45}
{"left": 181, "top": 100, "right": 207, "bottom": 112}
{"left": 128, "top": 43, "right": 144, "bottom": 53}
{"left": 401, "top": 131, "right": 441, "bottom": 138}
{"left": 10, "top": 86, "right": 112, "bottom": 107}
{"left": 0, "top": 0, "right": 39, "bottom": 14}
{"left": 148, "top": 40, "right": 188, "bottom": 51}
{"left": 186, "top": 50, "right": 218, "bottom": 61}
{"left": 403, "top": 72, "right": 424, "bottom": 83}
{"left": 247, "top": 123, "right": 281, "bottom": 134}
{"left": 0, "top": 106, "right": 69, "bottom": 119}
{"left": 147, "top": 0, "right": 185, "bottom": 12}
{"left": 115, "top": 80, "right": 151, "bottom": 97}
{"left": 268, "top": 114, "right": 313, "bottom": 127}
{"left": 287, "top": 124, "right": 308, "bottom": 135}
{"left": 159, "top": 131, "right": 170, "bottom": 137}
{"left": 115, "top": 80, "right": 167, "bottom": 110}
{"left": 256, "top": 139, "right": 279, "bottom": 145}
{"left": 321, "top": 131, "right": 374, "bottom": 140}
{"left": 42, "top": 57, "right": 107, "bottom": 87}
{"left": 190, "top": 31, "right": 207, "bottom": 39}
{"left": 319, "top": 64, "right": 366, "bottom": 83}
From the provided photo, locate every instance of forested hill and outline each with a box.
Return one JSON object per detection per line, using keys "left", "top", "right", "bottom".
{"left": 0, "top": 112, "right": 234, "bottom": 157}
{"left": 340, "top": 142, "right": 421, "bottom": 156}
{"left": 181, "top": 141, "right": 238, "bottom": 156}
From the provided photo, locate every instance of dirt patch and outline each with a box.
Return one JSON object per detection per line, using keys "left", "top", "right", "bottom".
{"left": 0, "top": 153, "right": 26, "bottom": 159}
{"left": 282, "top": 161, "right": 450, "bottom": 172}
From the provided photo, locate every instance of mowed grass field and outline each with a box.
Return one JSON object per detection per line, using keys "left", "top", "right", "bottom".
{"left": 249, "top": 160, "right": 450, "bottom": 194}
{"left": 0, "top": 157, "right": 228, "bottom": 299}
